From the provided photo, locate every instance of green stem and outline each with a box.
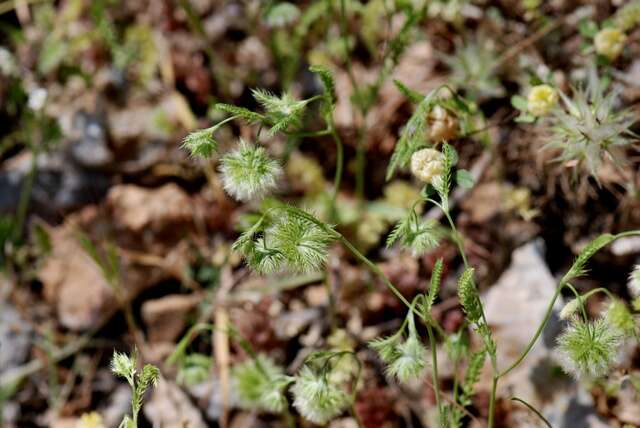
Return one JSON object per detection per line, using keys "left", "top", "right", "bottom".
{"left": 285, "top": 129, "right": 331, "bottom": 138}
{"left": 329, "top": 126, "right": 344, "bottom": 221}
{"left": 426, "top": 324, "right": 443, "bottom": 424}
{"left": 511, "top": 397, "right": 552, "bottom": 428}
{"left": 488, "top": 376, "right": 498, "bottom": 428}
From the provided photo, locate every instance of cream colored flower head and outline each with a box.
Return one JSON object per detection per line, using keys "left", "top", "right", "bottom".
{"left": 410, "top": 148, "right": 443, "bottom": 184}
{"left": 594, "top": 27, "right": 627, "bottom": 60}
{"left": 527, "top": 84, "right": 558, "bottom": 116}
{"left": 428, "top": 105, "right": 458, "bottom": 142}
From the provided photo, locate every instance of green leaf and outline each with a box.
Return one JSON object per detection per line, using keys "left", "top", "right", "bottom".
{"left": 393, "top": 79, "right": 424, "bottom": 104}
{"left": 455, "top": 169, "right": 475, "bottom": 189}
{"left": 510, "top": 95, "right": 528, "bottom": 111}
{"left": 578, "top": 19, "right": 599, "bottom": 38}
{"left": 515, "top": 113, "right": 536, "bottom": 123}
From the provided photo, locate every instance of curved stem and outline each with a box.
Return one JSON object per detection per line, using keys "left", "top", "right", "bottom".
{"left": 498, "top": 284, "right": 564, "bottom": 379}
{"left": 511, "top": 397, "right": 552, "bottom": 428}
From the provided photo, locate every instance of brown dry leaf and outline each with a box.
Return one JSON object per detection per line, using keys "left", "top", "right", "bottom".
{"left": 143, "top": 377, "right": 207, "bottom": 428}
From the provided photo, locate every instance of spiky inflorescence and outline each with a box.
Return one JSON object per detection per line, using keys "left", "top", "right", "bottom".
{"left": 457, "top": 268, "right": 482, "bottom": 324}
{"left": 291, "top": 366, "right": 351, "bottom": 425}
{"left": 545, "top": 71, "right": 636, "bottom": 177}
{"left": 251, "top": 88, "right": 310, "bottom": 135}
{"left": 219, "top": 140, "right": 282, "bottom": 201}
{"left": 369, "top": 334, "right": 402, "bottom": 364}
{"left": 556, "top": 317, "right": 622, "bottom": 379}
{"left": 182, "top": 127, "right": 218, "bottom": 158}
{"left": 386, "top": 210, "right": 442, "bottom": 257}
{"left": 232, "top": 355, "right": 292, "bottom": 413}
{"left": 386, "top": 335, "right": 427, "bottom": 383}
{"left": 627, "top": 264, "right": 640, "bottom": 298}
{"left": 111, "top": 351, "right": 136, "bottom": 382}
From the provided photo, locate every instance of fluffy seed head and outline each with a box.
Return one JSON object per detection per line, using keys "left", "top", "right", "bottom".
{"left": 386, "top": 335, "right": 427, "bottom": 384}
{"left": 556, "top": 317, "right": 622, "bottom": 379}
{"left": 232, "top": 355, "right": 291, "bottom": 413}
{"left": 605, "top": 299, "right": 636, "bottom": 337}
{"left": 219, "top": 140, "right": 282, "bottom": 201}
{"left": 291, "top": 366, "right": 351, "bottom": 425}
{"left": 627, "top": 265, "right": 640, "bottom": 298}
{"left": 410, "top": 148, "right": 443, "bottom": 184}
{"left": 182, "top": 128, "right": 218, "bottom": 158}
{"left": 527, "top": 84, "right": 558, "bottom": 116}
{"left": 594, "top": 28, "right": 627, "bottom": 60}
{"left": 110, "top": 351, "right": 135, "bottom": 380}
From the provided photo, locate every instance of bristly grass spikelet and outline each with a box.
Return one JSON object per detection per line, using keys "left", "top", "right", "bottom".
{"left": 251, "top": 88, "right": 311, "bottom": 136}
{"left": 562, "top": 234, "right": 615, "bottom": 283}
{"left": 556, "top": 317, "right": 622, "bottom": 380}
{"left": 232, "top": 354, "right": 293, "bottom": 413}
{"left": 219, "top": 140, "right": 283, "bottom": 201}
{"left": 457, "top": 267, "right": 481, "bottom": 324}
{"left": 386, "top": 207, "right": 442, "bottom": 256}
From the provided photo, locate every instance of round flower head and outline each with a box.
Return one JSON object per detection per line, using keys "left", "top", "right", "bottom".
{"left": 556, "top": 317, "right": 622, "bottom": 379}
{"left": 291, "top": 366, "right": 351, "bottom": 425}
{"left": 410, "top": 148, "right": 443, "bottom": 184}
{"left": 627, "top": 265, "right": 640, "bottom": 298}
{"left": 232, "top": 355, "right": 291, "bottom": 413}
{"left": 219, "top": 140, "right": 282, "bottom": 201}
{"left": 594, "top": 27, "right": 627, "bottom": 60}
{"left": 427, "top": 105, "right": 458, "bottom": 142}
{"left": 527, "top": 84, "right": 558, "bottom": 116}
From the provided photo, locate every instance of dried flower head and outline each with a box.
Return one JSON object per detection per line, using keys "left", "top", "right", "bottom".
{"left": 627, "top": 265, "right": 640, "bottom": 298}
{"left": 232, "top": 355, "right": 292, "bottom": 413}
{"left": 527, "top": 84, "right": 558, "bottom": 116}
{"left": 410, "top": 148, "right": 443, "bottom": 184}
{"left": 291, "top": 366, "right": 351, "bottom": 425}
{"left": 427, "top": 105, "right": 458, "bottom": 141}
{"left": 219, "top": 140, "right": 282, "bottom": 201}
{"left": 556, "top": 317, "right": 622, "bottom": 379}
{"left": 594, "top": 27, "right": 627, "bottom": 60}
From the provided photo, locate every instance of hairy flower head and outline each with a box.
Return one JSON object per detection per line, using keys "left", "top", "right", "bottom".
{"left": 232, "top": 355, "right": 292, "bottom": 413}
{"left": 627, "top": 265, "right": 640, "bottom": 298}
{"left": 386, "top": 335, "right": 427, "bottom": 383}
{"left": 594, "top": 28, "right": 627, "bottom": 60}
{"left": 182, "top": 127, "right": 218, "bottom": 158}
{"left": 291, "top": 366, "right": 351, "bottom": 425}
{"left": 410, "top": 148, "right": 443, "bottom": 184}
{"left": 528, "top": 84, "right": 558, "bottom": 116}
{"left": 556, "top": 317, "right": 622, "bottom": 379}
{"left": 219, "top": 140, "right": 282, "bottom": 201}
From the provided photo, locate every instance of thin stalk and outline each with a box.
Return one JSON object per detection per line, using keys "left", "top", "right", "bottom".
{"left": 488, "top": 376, "right": 498, "bottom": 428}
{"left": 426, "top": 324, "right": 443, "bottom": 422}
{"left": 329, "top": 126, "right": 344, "bottom": 220}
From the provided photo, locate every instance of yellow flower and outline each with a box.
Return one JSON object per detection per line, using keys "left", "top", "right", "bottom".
{"left": 594, "top": 27, "right": 627, "bottom": 60}
{"left": 410, "top": 148, "right": 443, "bottom": 184}
{"left": 77, "top": 412, "right": 104, "bottom": 428}
{"left": 527, "top": 84, "right": 558, "bottom": 116}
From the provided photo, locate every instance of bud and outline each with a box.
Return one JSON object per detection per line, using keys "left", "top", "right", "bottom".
{"left": 594, "top": 27, "right": 627, "bottom": 60}
{"left": 427, "top": 105, "right": 458, "bottom": 142}
{"left": 559, "top": 298, "right": 581, "bottom": 320}
{"left": 527, "top": 84, "right": 558, "bottom": 116}
{"left": 410, "top": 148, "right": 443, "bottom": 184}
{"left": 627, "top": 265, "right": 640, "bottom": 298}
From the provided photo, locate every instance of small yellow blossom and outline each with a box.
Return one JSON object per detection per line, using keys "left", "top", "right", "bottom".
{"left": 594, "top": 28, "right": 627, "bottom": 60}
{"left": 77, "top": 412, "right": 104, "bottom": 428}
{"left": 410, "top": 148, "right": 443, "bottom": 184}
{"left": 527, "top": 84, "right": 558, "bottom": 116}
